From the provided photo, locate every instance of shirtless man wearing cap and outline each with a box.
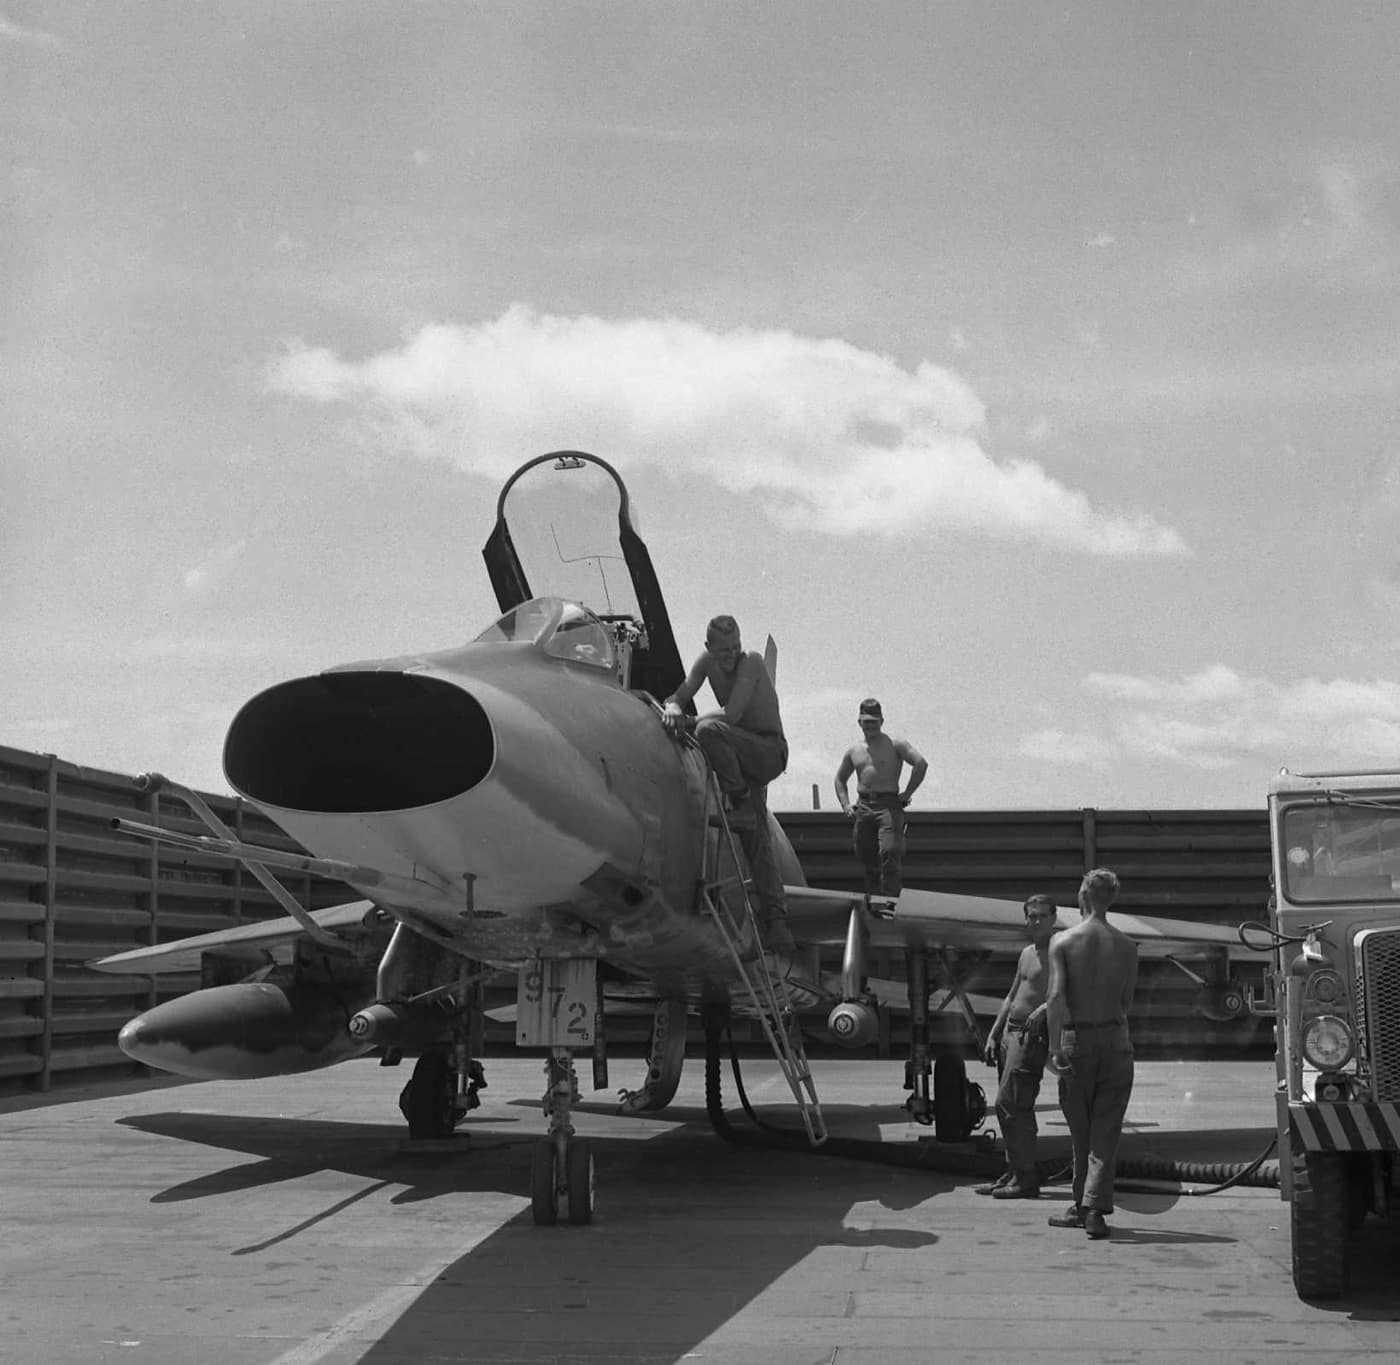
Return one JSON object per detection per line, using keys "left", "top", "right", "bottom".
{"left": 1045, "top": 866, "right": 1139, "bottom": 1241}
{"left": 833, "top": 699, "right": 927, "bottom": 900}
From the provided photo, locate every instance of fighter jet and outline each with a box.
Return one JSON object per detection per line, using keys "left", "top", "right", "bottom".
{"left": 93, "top": 450, "right": 1256, "bottom": 1226}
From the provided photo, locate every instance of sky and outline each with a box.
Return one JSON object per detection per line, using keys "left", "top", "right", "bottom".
{"left": 5, "top": 2, "right": 1400, "bottom": 814}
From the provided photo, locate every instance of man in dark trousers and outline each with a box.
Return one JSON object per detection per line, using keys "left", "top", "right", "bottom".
{"left": 976, "top": 893, "right": 1060, "bottom": 1198}
{"left": 662, "top": 614, "right": 791, "bottom": 948}
{"left": 832, "top": 698, "right": 927, "bottom": 902}
{"left": 1045, "top": 867, "right": 1139, "bottom": 1240}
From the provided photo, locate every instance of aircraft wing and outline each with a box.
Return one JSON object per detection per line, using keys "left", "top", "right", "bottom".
{"left": 89, "top": 900, "right": 386, "bottom": 975}
{"left": 783, "top": 885, "right": 1253, "bottom": 958}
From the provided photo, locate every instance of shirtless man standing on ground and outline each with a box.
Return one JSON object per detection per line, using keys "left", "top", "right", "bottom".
{"left": 977, "top": 893, "right": 1060, "bottom": 1199}
{"left": 1045, "top": 866, "right": 1139, "bottom": 1240}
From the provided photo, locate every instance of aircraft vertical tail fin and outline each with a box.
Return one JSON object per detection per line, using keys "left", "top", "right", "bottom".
{"left": 763, "top": 635, "right": 777, "bottom": 684}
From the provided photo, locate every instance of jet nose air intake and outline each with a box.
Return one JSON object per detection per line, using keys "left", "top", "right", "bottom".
{"left": 224, "top": 672, "right": 494, "bottom": 812}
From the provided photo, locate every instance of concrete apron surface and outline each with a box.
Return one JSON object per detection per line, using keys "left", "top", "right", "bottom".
{"left": 1, "top": 1057, "right": 1396, "bottom": 1365}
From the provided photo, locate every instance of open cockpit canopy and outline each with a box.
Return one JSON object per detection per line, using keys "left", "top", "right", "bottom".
{"left": 482, "top": 451, "right": 684, "bottom": 700}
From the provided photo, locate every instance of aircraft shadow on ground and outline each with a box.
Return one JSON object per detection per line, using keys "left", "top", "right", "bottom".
{"left": 356, "top": 1124, "right": 948, "bottom": 1365}
{"left": 115, "top": 1101, "right": 1399, "bottom": 1353}
{"left": 120, "top": 1106, "right": 955, "bottom": 1363}
{"left": 119, "top": 1111, "right": 527, "bottom": 1205}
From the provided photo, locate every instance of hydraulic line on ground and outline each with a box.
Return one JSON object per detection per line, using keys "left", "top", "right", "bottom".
{"left": 702, "top": 1017, "right": 1281, "bottom": 1191}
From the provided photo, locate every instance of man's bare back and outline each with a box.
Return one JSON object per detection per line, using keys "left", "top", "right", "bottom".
{"left": 705, "top": 652, "right": 783, "bottom": 733}
{"left": 1051, "top": 918, "right": 1138, "bottom": 1026}
{"left": 1044, "top": 867, "right": 1138, "bottom": 1233}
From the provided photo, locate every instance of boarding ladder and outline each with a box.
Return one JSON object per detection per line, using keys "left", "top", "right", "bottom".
{"left": 696, "top": 767, "right": 827, "bottom": 1146}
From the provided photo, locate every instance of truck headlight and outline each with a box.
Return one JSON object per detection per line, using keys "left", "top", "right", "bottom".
{"left": 1302, "top": 1014, "right": 1354, "bottom": 1069}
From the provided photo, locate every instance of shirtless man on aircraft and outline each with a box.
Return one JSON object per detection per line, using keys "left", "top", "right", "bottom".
{"left": 663, "top": 614, "right": 791, "bottom": 946}
{"left": 833, "top": 698, "right": 927, "bottom": 901}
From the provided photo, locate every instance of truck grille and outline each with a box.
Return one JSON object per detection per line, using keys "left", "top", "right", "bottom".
{"left": 1356, "top": 928, "right": 1400, "bottom": 1100}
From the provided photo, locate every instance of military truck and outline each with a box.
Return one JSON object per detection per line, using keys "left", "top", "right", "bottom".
{"left": 1262, "top": 768, "right": 1400, "bottom": 1297}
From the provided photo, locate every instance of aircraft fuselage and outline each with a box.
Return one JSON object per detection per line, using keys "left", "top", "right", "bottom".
{"left": 221, "top": 620, "right": 802, "bottom": 991}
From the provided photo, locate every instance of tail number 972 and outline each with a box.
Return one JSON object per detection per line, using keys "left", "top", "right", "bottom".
{"left": 515, "top": 959, "right": 596, "bottom": 1047}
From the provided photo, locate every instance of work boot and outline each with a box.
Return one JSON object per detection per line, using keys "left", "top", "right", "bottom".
{"left": 1083, "top": 1209, "right": 1110, "bottom": 1240}
{"left": 1047, "top": 1205, "right": 1085, "bottom": 1228}
{"left": 974, "top": 1173, "right": 1014, "bottom": 1196}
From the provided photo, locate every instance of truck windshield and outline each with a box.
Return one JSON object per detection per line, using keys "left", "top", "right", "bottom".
{"left": 1282, "top": 802, "right": 1400, "bottom": 903}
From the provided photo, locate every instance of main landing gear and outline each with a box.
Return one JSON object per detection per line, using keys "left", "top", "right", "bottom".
{"left": 397, "top": 1046, "right": 487, "bottom": 1140}
{"left": 903, "top": 948, "right": 989, "bottom": 1144}
{"left": 828, "top": 907, "right": 988, "bottom": 1143}
{"left": 1163, "top": 952, "right": 1248, "bottom": 1022}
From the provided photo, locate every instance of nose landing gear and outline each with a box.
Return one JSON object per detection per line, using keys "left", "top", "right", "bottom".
{"left": 532, "top": 1049, "right": 595, "bottom": 1225}
{"left": 517, "top": 959, "right": 603, "bottom": 1227}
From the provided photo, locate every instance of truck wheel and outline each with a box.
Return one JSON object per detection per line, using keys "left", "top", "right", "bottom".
{"left": 1290, "top": 1150, "right": 1349, "bottom": 1299}
{"left": 1346, "top": 1153, "right": 1371, "bottom": 1230}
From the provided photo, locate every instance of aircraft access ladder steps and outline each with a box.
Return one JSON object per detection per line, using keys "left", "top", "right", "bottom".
{"left": 699, "top": 773, "right": 828, "bottom": 1146}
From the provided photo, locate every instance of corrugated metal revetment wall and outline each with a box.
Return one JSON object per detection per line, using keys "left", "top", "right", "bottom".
{"left": 0, "top": 741, "right": 1274, "bottom": 1097}
{"left": 785, "top": 807, "right": 1275, "bottom": 1056}
{"left": 784, "top": 806, "right": 1270, "bottom": 916}
{"left": 0, "top": 744, "right": 353, "bottom": 1096}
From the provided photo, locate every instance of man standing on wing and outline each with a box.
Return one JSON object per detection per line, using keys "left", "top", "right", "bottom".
{"left": 833, "top": 698, "right": 927, "bottom": 904}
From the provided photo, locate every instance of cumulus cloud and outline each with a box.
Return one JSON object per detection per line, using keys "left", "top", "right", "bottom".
{"left": 266, "top": 306, "right": 1188, "bottom": 557}
{"left": 1022, "top": 665, "right": 1400, "bottom": 773}
{"left": 1084, "top": 663, "right": 1248, "bottom": 706}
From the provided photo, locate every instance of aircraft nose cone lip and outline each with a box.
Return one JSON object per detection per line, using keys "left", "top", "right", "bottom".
{"left": 117, "top": 1016, "right": 152, "bottom": 1061}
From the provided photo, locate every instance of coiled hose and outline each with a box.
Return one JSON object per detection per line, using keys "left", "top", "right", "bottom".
{"left": 702, "top": 1017, "right": 1280, "bottom": 1190}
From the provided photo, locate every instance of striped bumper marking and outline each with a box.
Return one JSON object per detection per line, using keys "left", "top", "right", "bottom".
{"left": 1289, "top": 1102, "right": 1400, "bottom": 1151}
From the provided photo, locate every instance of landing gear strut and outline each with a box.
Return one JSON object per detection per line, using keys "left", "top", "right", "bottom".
{"left": 903, "top": 949, "right": 988, "bottom": 1143}
{"left": 517, "top": 959, "right": 601, "bottom": 1227}
{"left": 532, "top": 1048, "right": 595, "bottom": 1226}
{"left": 905, "top": 951, "right": 933, "bottom": 1125}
